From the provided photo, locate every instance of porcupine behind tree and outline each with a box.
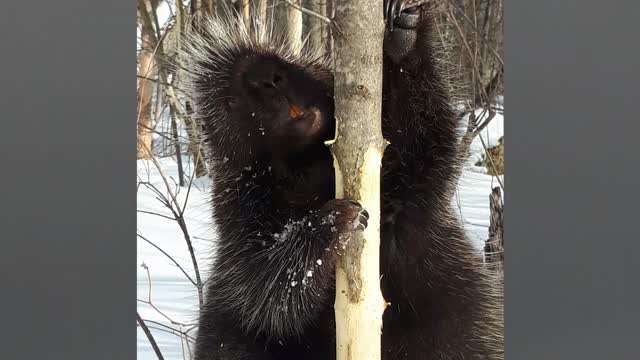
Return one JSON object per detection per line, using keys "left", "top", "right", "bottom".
{"left": 179, "top": 1, "right": 503, "bottom": 359}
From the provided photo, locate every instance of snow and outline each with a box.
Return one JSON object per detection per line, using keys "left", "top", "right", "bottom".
{"left": 136, "top": 112, "right": 504, "bottom": 359}
{"left": 137, "top": 157, "right": 213, "bottom": 359}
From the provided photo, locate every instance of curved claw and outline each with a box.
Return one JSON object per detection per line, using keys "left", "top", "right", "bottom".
{"left": 389, "top": 0, "right": 399, "bottom": 32}
{"left": 398, "top": 1, "right": 407, "bottom": 15}
{"left": 384, "top": 0, "right": 401, "bottom": 31}
{"left": 385, "top": 0, "right": 392, "bottom": 22}
{"left": 385, "top": 0, "right": 420, "bottom": 32}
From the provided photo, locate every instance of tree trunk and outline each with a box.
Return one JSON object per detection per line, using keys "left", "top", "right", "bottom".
{"left": 241, "top": 0, "right": 251, "bottom": 31}
{"left": 303, "top": 0, "right": 325, "bottom": 56}
{"left": 190, "top": 0, "right": 201, "bottom": 31}
{"left": 286, "top": 1, "right": 303, "bottom": 55}
{"left": 169, "top": 104, "right": 185, "bottom": 187}
{"left": 330, "top": 1, "right": 386, "bottom": 360}
{"left": 204, "top": 0, "right": 215, "bottom": 16}
{"left": 325, "top": 0, "right": 334, "bottom": 56}
{"left": 136, "top": 4, "right": 156, "bottom": 159}
{"left": 257, "top": 0, "right": 269, "bottom": 39}
{"left": 184, "top": 102, "right": 208, "bottom": 178}
{"left": 138, "top": 0, "right": 208, "bottom": 177}
{"left": 485, "top": 187, "right": 504, "bottom": 272}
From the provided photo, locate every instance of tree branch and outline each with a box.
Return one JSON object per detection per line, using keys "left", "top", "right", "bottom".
{"left": 137, "top": 311, "right": 165, "bottom": 360}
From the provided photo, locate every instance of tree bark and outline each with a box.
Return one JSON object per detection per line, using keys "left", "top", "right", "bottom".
{"left": 138, "top": 0, "right": 208, "bottom": 177}
{"left": 325, "top": 0, "right": 334, "bottom": 56}
{"left": 485, "top": 187, "right": 504, "bottom": 272}
{"left": 241, "top": 0, "right": 251, "bottom": 31}
{"left": 257, "top": 0, "right": 269, "bottom": 39}
{"left": 286, "top": 1, "right": 303, "bottom": 55}
{"left": 183, "top": 102, "right": 208, "bottom": 177}
{"left": 136, "top": 2, "right": 156, "bottom": 159}
{"left": 204, "top": 0, "right": 215, "bottom": 16}
{"left": 329, "top": 1, "right": 387, "bottom": 360}
{"left": 169, "top": 104, "right": 185, "bottom": 187}
{"left": 303, "top": 0, "right": 325, "bottom": 56}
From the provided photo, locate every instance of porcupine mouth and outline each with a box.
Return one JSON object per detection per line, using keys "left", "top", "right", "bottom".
{"left": 285, "top": 98, "right": 325, "bottom": 144}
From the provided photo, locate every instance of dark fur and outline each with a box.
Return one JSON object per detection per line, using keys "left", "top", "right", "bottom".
{"left": 181, "top": 2, "right": 503, "bottom": 359}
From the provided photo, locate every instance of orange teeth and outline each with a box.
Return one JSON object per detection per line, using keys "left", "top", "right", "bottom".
{"left": 289, "top": 103, "right": 303, "bottom": 119}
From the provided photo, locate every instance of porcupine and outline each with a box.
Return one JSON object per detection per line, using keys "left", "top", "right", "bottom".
{"left": 179, "top": 1, "right": 503, "bottom": 359}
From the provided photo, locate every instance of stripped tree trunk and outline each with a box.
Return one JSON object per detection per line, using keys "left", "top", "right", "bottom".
{"left": 330, "top": 1, "right": 387, "bottom": 359}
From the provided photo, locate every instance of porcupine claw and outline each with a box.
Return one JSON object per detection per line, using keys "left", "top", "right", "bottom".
{"left": 385, "top": 0, "right": 422, "bottom": 31}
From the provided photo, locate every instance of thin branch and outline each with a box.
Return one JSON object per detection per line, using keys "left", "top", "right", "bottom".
{"left": 281, "top": 0, "right": 341, "bottom": 35}
{"left": 138, "top": 147, "right": 204, "bottom": 307}
{"left": 138, "top": 209, "right": 177, "bottom": 221}
{"left": 142, "top": 324, "right": 195, "bottom": 342}
{"left": 138, "top": 263, "right": 191, "bottom": 328}
{"left": 447, "top": 7, "right": 488, "bottom": 103}
{"left": 137, "top": 311, "right": 165, "bottom": 360}
{"left": 445, "top": 0, "right": 504, "bottom": 66}
{"left": 141, "top": 319, "right": 197, "bottom": 342}
{"left": 283, "top": 0, "right": 332, "bottom": 25}
{"left": 137, "top": 74, "right": 189, "bottom": 92}
{"left": 138, "top": 233, "right": 197, "bottom": 286}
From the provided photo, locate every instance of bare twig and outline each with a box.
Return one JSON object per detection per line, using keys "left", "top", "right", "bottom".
{"left": 141, "top": 319, "right": 197, "bottom": 342}
{"left": 445, "top": 0, "right": 504, "bottom": 66}
{"left": 136, "top": 74, "right": 189, "bottom": 92}
{"left": 137, "top": 311, "right": 165, "bottom": 360}
{"left": 458, "top": 108, "right": 496, "bottom": 164}
{"left": 138, "top": 209, "right": 177, "bottom": 221}
{"left": 138, "top": 234, "right": 197, "bottom": 286}
{"left": 283, "top": 0, "right": 333, "bottom": 25}
{"left": 138, "top": 147, "right": 204, "bottom": 307}
{"left": 143, "top": 323, "right": 196, "bottom": 342}
{"left": 138, "top": 263, "right": 192, "bottom": 329}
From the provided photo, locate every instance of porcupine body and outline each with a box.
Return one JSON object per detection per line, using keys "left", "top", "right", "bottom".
{"left": 180, "top": 1, "right": 503, "bottom": 359}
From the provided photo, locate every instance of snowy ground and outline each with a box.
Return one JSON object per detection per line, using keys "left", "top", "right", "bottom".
{"left": 136, "top": 111, "right": 504, "bottom": 359}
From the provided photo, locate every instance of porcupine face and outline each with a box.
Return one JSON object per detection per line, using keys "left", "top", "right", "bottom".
{"left": 182, "top": 20, "right": 335, "bottom": 163}
{"left": 223, "top": 52, "right": 335, "bottom": 156}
